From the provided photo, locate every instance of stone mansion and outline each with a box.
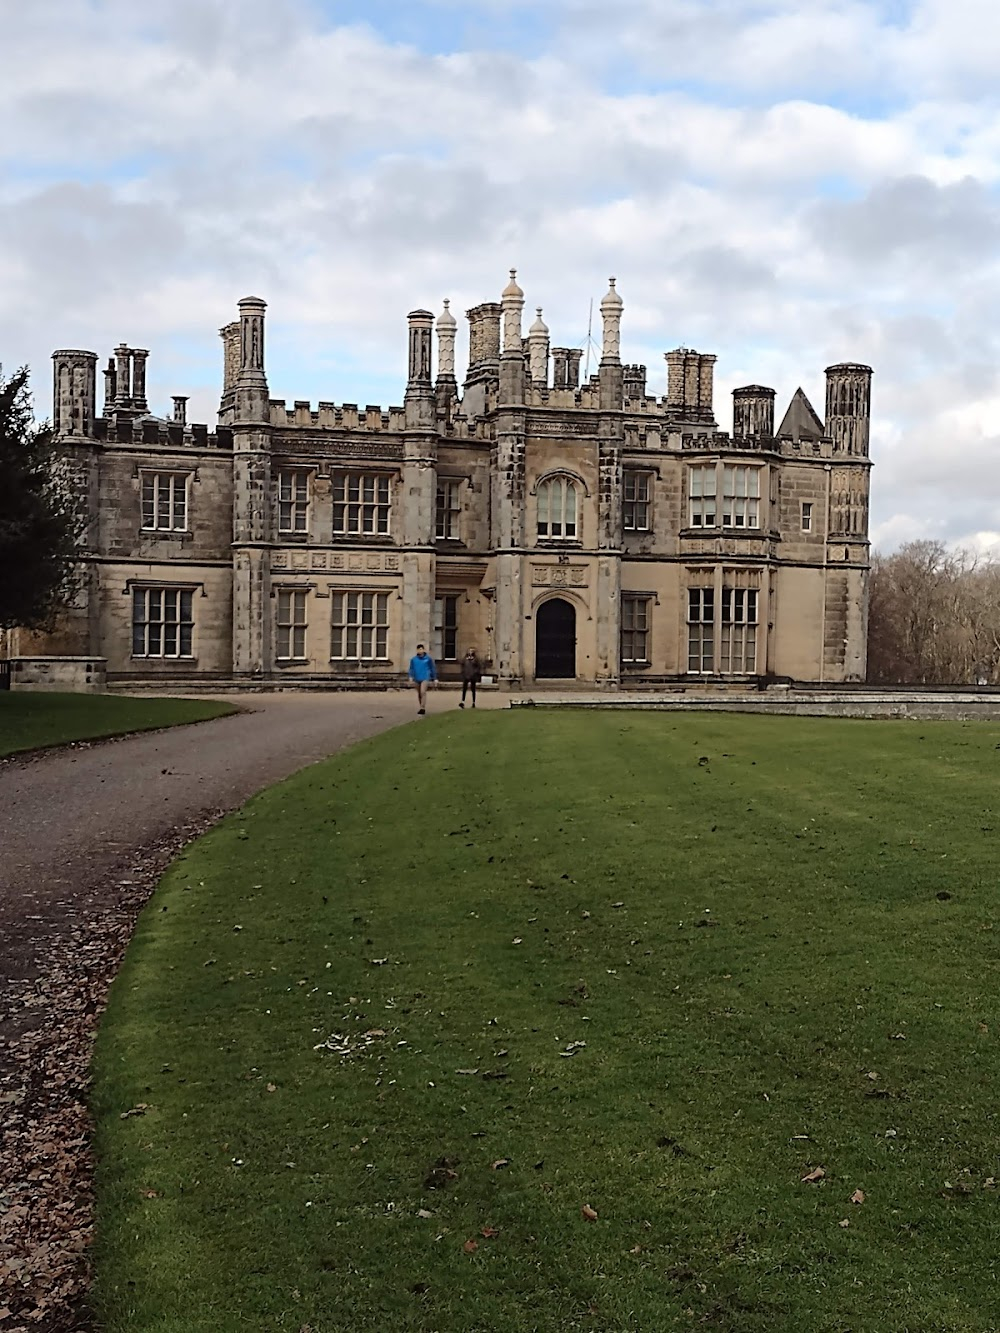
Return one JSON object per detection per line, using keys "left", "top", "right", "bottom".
{"left": 24, "top": 273, "right": 873, "bottom": 688}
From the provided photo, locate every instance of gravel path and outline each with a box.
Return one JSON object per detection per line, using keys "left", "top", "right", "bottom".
{"left": 0, "top": 688, "right": 502, "bottom": 1330}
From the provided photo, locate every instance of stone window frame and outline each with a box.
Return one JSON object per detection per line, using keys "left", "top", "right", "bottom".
{"left": 435, "top": 476, "right": 464, "bottom": 542}
{"left": 687, "top": 584, "right": 715, "bottom": 674}
{"left": 621, "top": 593, "right": 653, "bottom": 665}
{"left": 139, "top": 469, "right": 191, "bottom": 533}
{"left": 128, "top": 580, "right": 199, "bottom": 659}
{"left": 433, "top": 593, "right": 460, "bottom": 661}
{"left": 687, "top": 461, "right": 764, "bottom": 531}
{"left": 277, "top": 468, "right": 313, "bottom": 537}
{"left": 622, "top": 469, "right": 653, "bottom": 532}
{"left": 331, "top": 589, "right": 390, "bottom": 662}
{"left": 332, "top": 471, "right": 392, "bottom": 537}
{"left": 275, "top": 586, "right": 309, "bottom": 662}
{"left": 533, "top": 470, "right": 587, "bottom": 545}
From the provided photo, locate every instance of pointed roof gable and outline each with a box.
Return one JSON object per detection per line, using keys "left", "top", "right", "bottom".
{"left": 777, "top": 387, "right": 825, "bottom": 440}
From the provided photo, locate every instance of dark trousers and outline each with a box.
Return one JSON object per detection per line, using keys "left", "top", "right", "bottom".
{"left": 461, "top": 680, "right": 477, "bottom": 704}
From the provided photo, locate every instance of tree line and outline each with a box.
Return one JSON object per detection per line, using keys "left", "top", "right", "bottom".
{"left": 868, "top": 541, "right": 1000, "bottom": 686}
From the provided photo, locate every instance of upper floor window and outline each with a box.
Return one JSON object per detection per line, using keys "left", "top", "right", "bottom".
{"left": 333, "top": 473, "right": 391, "bottom": 536}
{"left": 276, "top": 588, "right": 308, "bottom": 660}
{"left": 801, "top": 501, "right": 813, "bottom": 532}
{"left": 278, "top": 470, "right": 310, "bottom": 534}
{"left": 537, "top": 476, "right": 578, "bottom": 540}
{"left": 688, "top": 466, "right": 716, "bottom": 528}
{"left": 141, "top": 472, "right": 188, "bottom": 532}
{"left": 436, "top": 479, "right": 462, "bottom": 540}
{"left": 623, "top": 471, "right": 652, "bottom": 532}
{"left": 132, "top": 586, "right": 193, "bottom": 658}
{"left": 723, "top": 465, "right": 760, "bottom": 529}
{"left": 688, "top": 463, "right": 762, "bottom": 529}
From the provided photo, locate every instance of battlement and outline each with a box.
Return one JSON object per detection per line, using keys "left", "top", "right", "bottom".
{"left": 92, "top": 416, "right": 233, "bottom": 450}
{"left": 268, "top": 400, "right": 407, "bottom": 432}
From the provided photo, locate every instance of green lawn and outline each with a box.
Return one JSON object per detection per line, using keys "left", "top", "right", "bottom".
{"left": 0, "top": 691, "right": 237, "bottom": 758}
{"left": 92, "top": 713, "right": 1000, "bottom": 1332}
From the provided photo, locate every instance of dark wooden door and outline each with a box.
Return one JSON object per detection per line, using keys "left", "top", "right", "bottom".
{"left": 535, "top": 598, "right": 576, "bottom": 679}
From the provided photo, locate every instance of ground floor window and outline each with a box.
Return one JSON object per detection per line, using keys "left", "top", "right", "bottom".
{"left": 687, "top": 582, "right": 760, "bottom": 674}
{"left": 132, "top": 587, "right": 194, "bottom": 658}
{"left": 276, "top": 589, "right": 308, "bottom": 660}
{"left": 434, "top": 594, "right": 458, "bottom": 661}
{"left": 332, "top": 591, "right": 389, "bottom": 660}
{"left": 621, "top": 595, "right": 651, "bottom": 664}
{"left": 720, "top": 587, "right": 758, "bottom": 674}
{"left": 687, "top": 587, "right": 714, "bottom": 673}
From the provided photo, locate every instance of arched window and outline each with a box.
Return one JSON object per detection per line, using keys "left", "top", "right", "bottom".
{"left": 537, "top": 476, "right": 578, "bottom": 539}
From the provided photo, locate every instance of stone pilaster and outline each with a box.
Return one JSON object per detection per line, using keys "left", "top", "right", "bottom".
{"left": 403, "top": 307, "right": 439, "bottom": 663}
{"left": 232, "top": 297, "right": 271, "bottom": 679}
{"left": 492, "top": 401, "right": 526, "bottom": 685}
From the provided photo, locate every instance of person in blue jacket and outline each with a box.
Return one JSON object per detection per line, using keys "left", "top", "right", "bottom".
{"left": 408, "top": 644, "right": 437, "bottom": 715}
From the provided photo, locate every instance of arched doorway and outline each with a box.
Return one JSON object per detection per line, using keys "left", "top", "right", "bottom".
{"left": 535, "top": 598, "right": 576, "bottom": 679}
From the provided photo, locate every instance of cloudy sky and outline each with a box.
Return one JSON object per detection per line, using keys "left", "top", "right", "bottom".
{"left": 4, "top": 0, "right": 1000, "bottom": 550}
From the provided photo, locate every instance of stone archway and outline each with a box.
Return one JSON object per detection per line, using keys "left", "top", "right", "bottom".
{"left": 535, "top": 597, "right": 576, "bottom": 679}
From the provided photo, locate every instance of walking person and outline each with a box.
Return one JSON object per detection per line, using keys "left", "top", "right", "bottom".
{"left": 408, "top": 643, "right": 437, "bottom": 715}
{"left": 459, "top": 648, "right": 482, "bottom": 708}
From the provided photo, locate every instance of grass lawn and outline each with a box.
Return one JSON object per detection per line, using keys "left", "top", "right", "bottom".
{"left": 92, "top": 712, "right": 1000, "bottom": 1332}
{"left": 0, "top": 691, "right": 237, "bottom": 758}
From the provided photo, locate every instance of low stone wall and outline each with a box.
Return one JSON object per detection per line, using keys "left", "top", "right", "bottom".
{"left": 9, "top": 657, "right": 108, "bottom": 694}
{"left": 509, "top": 690, "right": 1000, "bottom": 721}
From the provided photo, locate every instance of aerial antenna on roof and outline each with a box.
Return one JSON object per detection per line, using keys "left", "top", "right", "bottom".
{"left": 583, "top": 298, "right": 598, "bottom": 380}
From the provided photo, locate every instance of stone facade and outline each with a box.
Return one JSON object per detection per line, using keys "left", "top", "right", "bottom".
{"left": 22, "top": 275, "right": 873, "bottom": 688}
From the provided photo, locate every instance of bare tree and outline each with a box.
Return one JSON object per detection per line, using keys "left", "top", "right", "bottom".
{"left": 868, "top": 541, "right": 1000, "bottom": 684}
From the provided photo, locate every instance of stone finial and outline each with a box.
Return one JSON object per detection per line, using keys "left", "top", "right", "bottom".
{"left": 528, "top": 308, "right": 550, "bottom": 385}
{"left": 501, "top": 269, "right": 525, "bottom": 354}
{"left": 436, "top": 299, "right": 458, "bottom": 380}
{"left": 600, "top": 277, "right": 623, "bottom": 363}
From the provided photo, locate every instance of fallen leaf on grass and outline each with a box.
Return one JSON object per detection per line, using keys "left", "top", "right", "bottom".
{"left": 491, "top": 1158, "right": 510, "bottom": 1171}
{"left": 140, "top": 1189, "right": 159, "bottom": 1199}
{"left": 802, "top": 1167, "right": 826, "bottom": 1183}
{"left": 455, "top": 1068, "right": 480, "bottom": 1076}
{"left": 481, "top": 1225, "right": 501, "bottom": 1238}
{"left": 120, "top": 1103, "right": 150, "bottom": 1120}
{"left": 851, "top": 1189, "right": 866, "bottom": 1205}
{"left": 839, "top": 1219, "right": 850, "bottom": 1228}
{"left": 463, "top": 1239, "right": 478, "bottom": 1253}
{"left": 417, "top": 1209, "right": 434, "bottom": 1219}
{"left": 267, "top": 1083, "right": 277, "bottom": 1093}
{"left": 582, "top": 1204, "right": 599, "bottom": 1221}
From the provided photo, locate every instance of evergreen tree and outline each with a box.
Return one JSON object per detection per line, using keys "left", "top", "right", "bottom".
{"left": 0, "top": 366, "right": 80, "bottom": 629}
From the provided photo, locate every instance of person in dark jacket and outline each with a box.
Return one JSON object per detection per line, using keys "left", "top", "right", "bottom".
{"left": 459, "top": 648, "right": 482, "bottom": 708}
